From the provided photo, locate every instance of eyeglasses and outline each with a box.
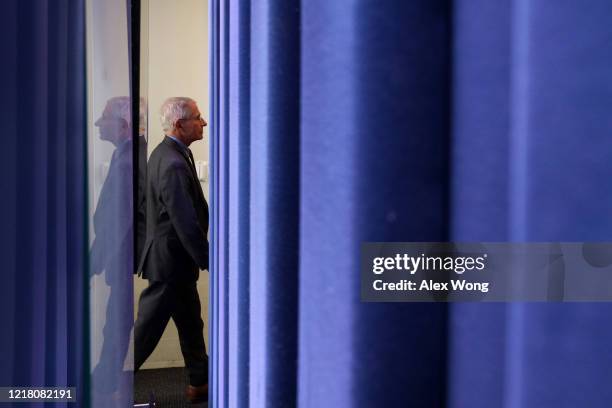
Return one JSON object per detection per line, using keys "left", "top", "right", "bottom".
{"left": 181, "top": 115, "right": 205, "bottom": 124}
{"left": 94, "top": 116, "right": 125, "bottom": 126}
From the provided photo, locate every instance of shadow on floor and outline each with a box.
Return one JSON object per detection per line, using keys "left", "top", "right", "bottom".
{"left": 135, "top": 367, "right": 208, "bottom": 407}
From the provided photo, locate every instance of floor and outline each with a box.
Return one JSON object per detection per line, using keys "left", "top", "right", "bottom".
{"left": 134, "top": 367, "right": 208, "bottom": 407}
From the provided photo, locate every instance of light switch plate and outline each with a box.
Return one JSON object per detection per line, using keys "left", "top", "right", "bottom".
{"left": 195, "top": 160, "right": 208, "bottom": 182}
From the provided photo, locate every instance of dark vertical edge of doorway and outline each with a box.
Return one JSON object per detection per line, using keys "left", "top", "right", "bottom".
{"left": 129, "top": 1, "right": 140, "bottom": 404}
{"left": 129, "top": 0, "right": 141, "bottom": 274}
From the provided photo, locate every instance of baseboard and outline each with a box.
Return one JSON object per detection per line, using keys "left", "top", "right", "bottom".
{"left": 140, "top": 360, "right": 185, "bottom": 370}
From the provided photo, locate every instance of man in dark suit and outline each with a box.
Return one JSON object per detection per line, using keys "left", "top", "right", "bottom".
{"left": 134, "top": 97, "right": 209, "bottom": 404}
{"left": 90, "top": 97, "right": 147, "bottom": 405}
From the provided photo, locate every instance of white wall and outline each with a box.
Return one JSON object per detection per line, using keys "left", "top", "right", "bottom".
{"left": 136, "top": 0, "right": 210, "bottom": 370}
{"left": 147, "top": 0, "right": 209, "bottom": 169}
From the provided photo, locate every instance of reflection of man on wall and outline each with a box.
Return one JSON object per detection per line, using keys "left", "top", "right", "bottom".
{"left": 90, "top": 96, "right": 147, "bottom": 399}
{"left": 134, "top": 97, "right": 209, "bottom": 404}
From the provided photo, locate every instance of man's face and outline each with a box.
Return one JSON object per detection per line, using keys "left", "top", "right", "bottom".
{"left": 95, "top": 101, "right": 129, "bottom": 145}
{"left": 95, "top": 114, "right": 128, "bottom": 145}
{"left": 178, "top": 102, "right": 207, "bottom": 145}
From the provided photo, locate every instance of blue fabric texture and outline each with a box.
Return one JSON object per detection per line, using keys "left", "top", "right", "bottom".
{"left": 0, "top": 0, "right": 88, "bottom": 405}
{"left": 211, "top": 0, "right": 612, "bottom": 407}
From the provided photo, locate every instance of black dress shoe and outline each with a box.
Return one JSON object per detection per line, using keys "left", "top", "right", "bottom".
{"left": 186, "top": 384, "right": 208, "bottom": 404}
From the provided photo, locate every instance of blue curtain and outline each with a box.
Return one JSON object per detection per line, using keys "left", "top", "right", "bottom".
{"left": 211, "top": 0, "right": 612, "bottom": 407}
{"left": 211, "top": 0, "right": 299, "bottom": 406}
{"left": 0, "top": 0, "right": 88, "bottom": 406}
{"left": 450, "top": 1, "right": 612, "bottom": 407}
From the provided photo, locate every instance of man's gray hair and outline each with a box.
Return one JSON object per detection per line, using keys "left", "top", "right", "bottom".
{"left": 160, "top": 97, "right": 197, "bottom": 132}
{"left": 102, "top": 96, "right": 148, "bottom": 135}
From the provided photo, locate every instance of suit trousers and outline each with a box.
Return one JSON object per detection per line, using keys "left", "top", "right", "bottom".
{"left": 134, "top": 280, "right": 208, "bottom": 386}
{"left": 92, "top": 274, "right": 133, "bottom": 393}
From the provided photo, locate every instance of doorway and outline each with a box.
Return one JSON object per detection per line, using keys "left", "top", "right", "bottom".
{"left": 133, "top": 0, "right": 211, "bottom": 406}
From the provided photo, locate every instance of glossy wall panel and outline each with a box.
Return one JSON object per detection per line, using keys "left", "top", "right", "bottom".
{"left": 86, "top": 0, "right": 134, "bottom": 405}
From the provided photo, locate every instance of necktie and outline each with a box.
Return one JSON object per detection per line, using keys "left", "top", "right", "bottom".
{"left": 186, "top": 149, "right": 206, "bottom": 203}
{"left": 187, "top": 149, "right": 198, "bottom": 178}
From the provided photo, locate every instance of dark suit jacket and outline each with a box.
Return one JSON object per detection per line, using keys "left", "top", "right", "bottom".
{"left": 91, "top": 136, "right": 147, "bottom": 284}
{"left": 137, "top": 136, "right": 209, "bottom": 282}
